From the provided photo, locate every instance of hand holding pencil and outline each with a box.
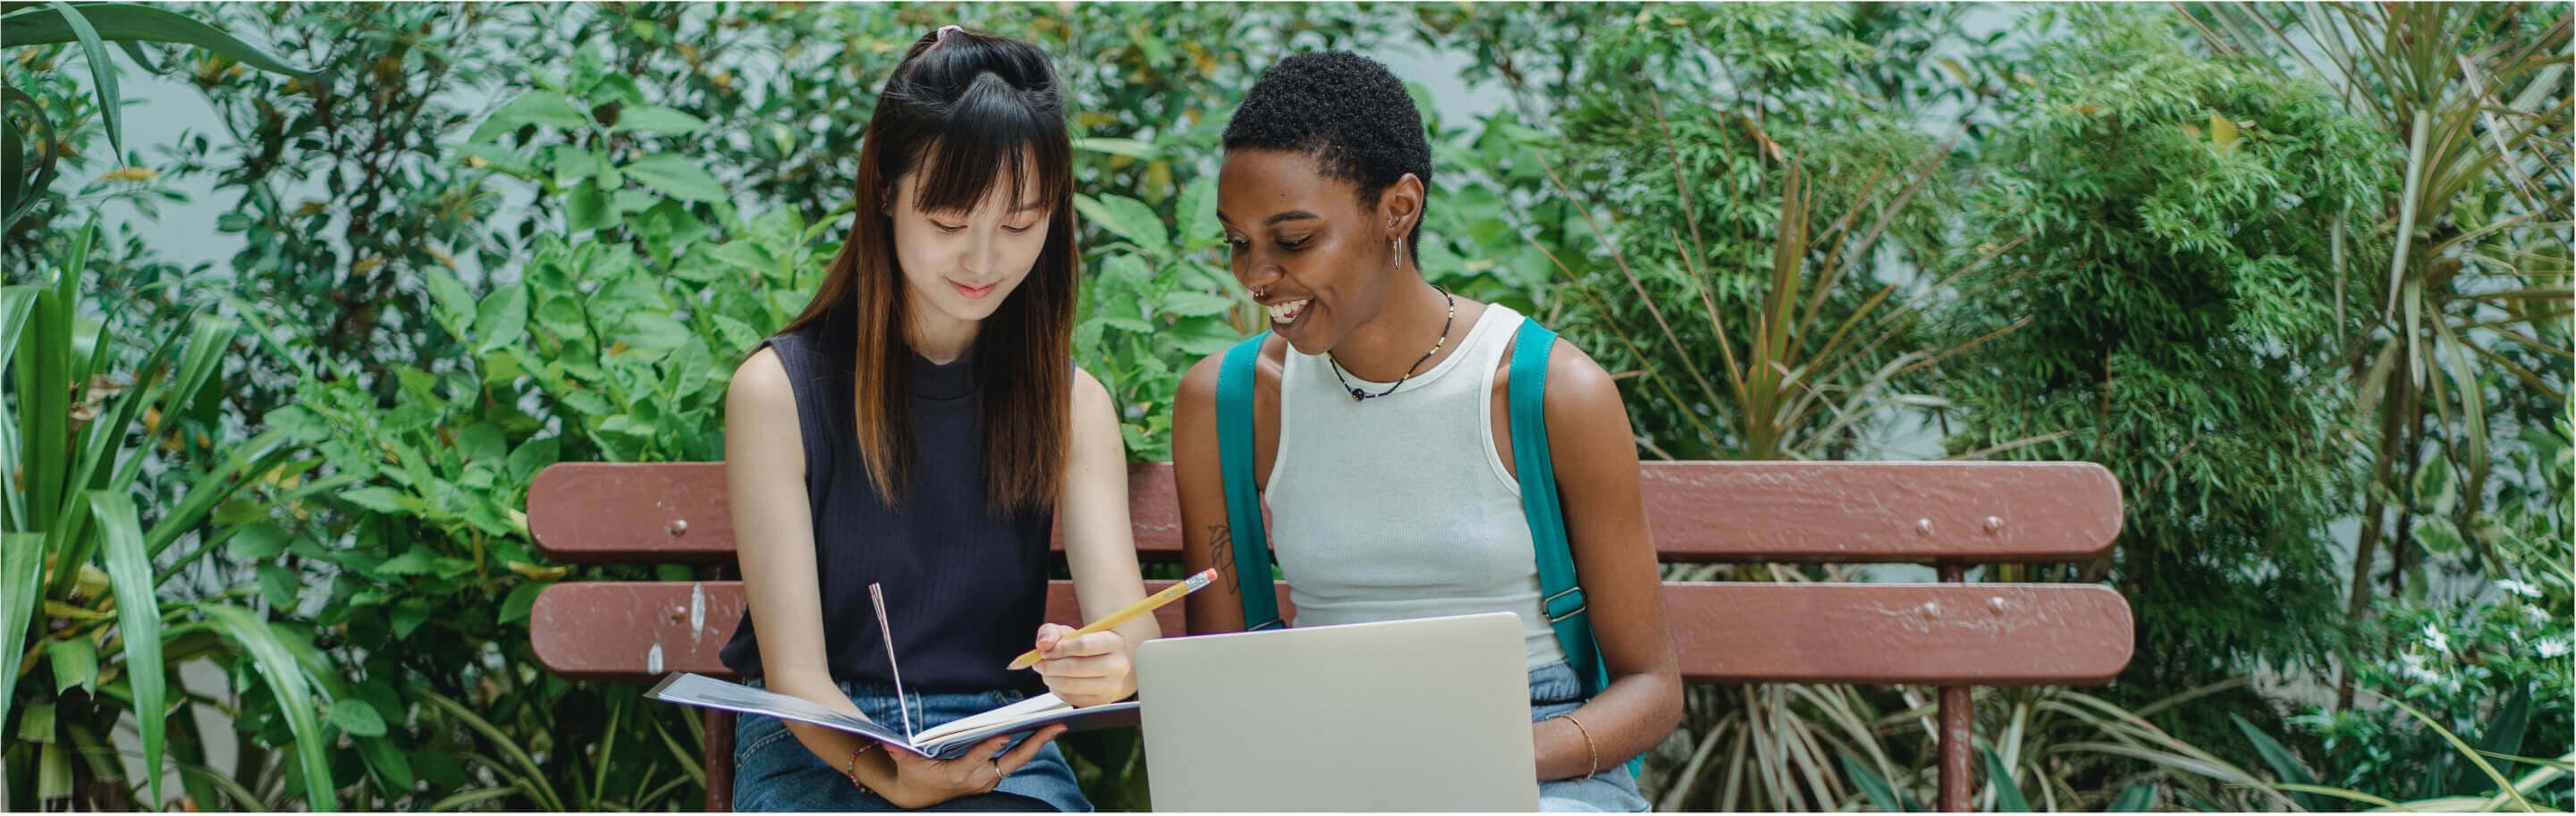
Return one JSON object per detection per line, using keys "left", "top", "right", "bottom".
{"left": 1012, "top": 568, "right": 1219, "bottom": 670}
{"left": 1017, "top": 568, "right": 1218, "bottom": 707}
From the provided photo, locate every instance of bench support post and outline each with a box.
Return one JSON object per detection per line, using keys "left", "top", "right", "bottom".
{"left": 706, "top": 709, "right": 735, "bottom": 811}
{"left": 704, "top": 563, "right": 737, "bottom": 812}
{"left": 1936, "top": 564, "right": 1972, "bottom": 812}
{"left": 1938, "top": 686, "right": 1971, "bottom": 812}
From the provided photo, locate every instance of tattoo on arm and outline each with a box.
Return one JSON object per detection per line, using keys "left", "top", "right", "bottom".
{"left": 1206, "top": 524, "right": 1236, "bottom": 590}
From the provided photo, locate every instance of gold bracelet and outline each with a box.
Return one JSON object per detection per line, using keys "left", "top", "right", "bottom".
{"left": 1549, "top": 713, "right": 1599, "bottom": 781}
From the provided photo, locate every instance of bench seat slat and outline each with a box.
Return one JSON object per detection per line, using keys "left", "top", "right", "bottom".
{"left": 530, "top": 581, "right": 2130, "bottom": 686}
{"left": 530, "top": 461, "right": 2122, "bottom": 565}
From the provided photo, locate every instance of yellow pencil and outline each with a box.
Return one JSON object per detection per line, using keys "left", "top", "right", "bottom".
{"left": 1009, "top": 568, "right": 1220, "bottom": 670}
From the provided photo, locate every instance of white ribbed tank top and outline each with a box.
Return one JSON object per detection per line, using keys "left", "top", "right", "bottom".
{"left": 1265, "top": 303, "right": 1566, "bottom": 669}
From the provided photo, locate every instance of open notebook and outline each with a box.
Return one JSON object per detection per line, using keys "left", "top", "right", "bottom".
{"left": 644, "top": 583, "right": 1139, "bottom": 758}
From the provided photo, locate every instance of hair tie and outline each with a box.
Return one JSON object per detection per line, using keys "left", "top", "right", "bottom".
{"left": 934, "top": 25, "right": 964, "bottom": 43}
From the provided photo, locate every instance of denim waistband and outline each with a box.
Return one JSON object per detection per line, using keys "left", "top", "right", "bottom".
{"left": 1530, "top": 660, "right": 1587, "bottom": 706}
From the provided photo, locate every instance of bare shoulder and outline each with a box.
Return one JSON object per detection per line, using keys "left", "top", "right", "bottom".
{"left": 1072, "top": 365, "right": 1113, "bottom": 409}
{"left": 1542, "top": 338, "right": 1623, "bottom": 413}
{"left": 1176, "top": 334, "right": 1284, "bottom": 415}
{"left": 1177, "top": 349, "right": 1225, "bottom": 421}
{"left": 727, "top": 346, "right": 796, "bottom": 417}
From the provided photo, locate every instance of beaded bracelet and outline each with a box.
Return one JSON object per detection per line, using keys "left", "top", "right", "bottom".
{"left": 845, "top": 742, "right": 877, "bottom": 792}
{"left": 1548, "top": 713, "right": 1600, "bottom": 781}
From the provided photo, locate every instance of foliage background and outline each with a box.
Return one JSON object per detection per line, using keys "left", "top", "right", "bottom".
{"left": 3, "top": 2, "right": 2566, "bottom": 812}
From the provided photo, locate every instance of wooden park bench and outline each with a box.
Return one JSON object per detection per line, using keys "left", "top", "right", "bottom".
{"left": 528, "top": 460, "right": 2133, "bottom": 812}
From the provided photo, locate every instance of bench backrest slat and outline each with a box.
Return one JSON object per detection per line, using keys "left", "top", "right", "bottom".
{"left": 530, "top": 580, "right": 2133, "bottom": 686}
{"left": 529, "top": 461, "right": 2121, "bottom": 565}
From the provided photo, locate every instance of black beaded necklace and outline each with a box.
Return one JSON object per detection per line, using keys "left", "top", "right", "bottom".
{"left": 1326, "top": 284, "right": 1455, "bottom": 401}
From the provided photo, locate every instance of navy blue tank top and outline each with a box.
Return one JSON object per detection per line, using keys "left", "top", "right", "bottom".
{"left": 718, "top": 316, "right": 1052, "bottom": 694}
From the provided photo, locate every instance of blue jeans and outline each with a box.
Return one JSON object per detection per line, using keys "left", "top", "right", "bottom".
{"left": 1531, "top": 661, "right": 1654, "bottom": 812}
{"left": 731, "top": 678, "right": 1089, "bottom": 812}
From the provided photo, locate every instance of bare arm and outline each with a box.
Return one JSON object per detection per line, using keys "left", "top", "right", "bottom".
{"left": 1172, "top": 352, "right": 1249, "bottom": 635}
{"left": 1033, "top": 367, "right": 1158, "bottom": 704}
{"left": 1527, "top": 340, "right": 1684, "bottom": 780}
{"left": 723, "top": 349, "right": 878, "bottom": 776}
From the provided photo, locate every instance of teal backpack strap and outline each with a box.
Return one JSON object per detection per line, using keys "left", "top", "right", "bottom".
{"left": 1508, "top": 319, "right": 1642, "bottom": 777}
{"left": 1508, "top": 321, "right": 1604, "bottom": 695}
{"left": 1216, "top": 332, "right": 1286, "bottom": 631}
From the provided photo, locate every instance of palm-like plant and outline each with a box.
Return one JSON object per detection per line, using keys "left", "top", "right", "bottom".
{"left": 2184, "top": 2, "right": 2574, "bottom": 706}
{"left": 4, "top": 223, "right": 360, "bottom": 811}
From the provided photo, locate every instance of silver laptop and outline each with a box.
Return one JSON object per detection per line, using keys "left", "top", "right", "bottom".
{"left": 1135, "top": 611, "right": 1541, "bottom": 812}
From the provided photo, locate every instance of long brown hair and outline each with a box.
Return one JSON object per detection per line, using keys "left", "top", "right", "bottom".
{"left": 779, "top": 28, "right": 1077, "bottom": 516}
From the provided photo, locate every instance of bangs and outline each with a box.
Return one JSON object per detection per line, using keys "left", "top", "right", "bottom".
{"left": 904, "top": 80, "right": 1070, "bottom": 216}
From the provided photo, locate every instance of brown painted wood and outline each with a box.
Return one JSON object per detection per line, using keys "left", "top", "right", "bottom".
{"left": 1633, "top": 460, "right": 2123, "bottom": 563}
{"left": 530, "top": 461, "right": 2123, "bottom": 565}
{"left": 1939, "top": 686, "right": 1973, "bottom": 812}
{"left": 528, "top": 463, "right": 739, "bottom": 564}
{"left": 527, "top": 463, "right": 1189, "bottom": 564}
{"left": 532, "top": 581, "right": 2131, "bottom": 686}
{"left": 704, "top": 710, "right": 733, "bottom": 811}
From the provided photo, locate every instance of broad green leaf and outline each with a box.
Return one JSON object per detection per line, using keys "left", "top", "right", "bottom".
{"left": 163, "top": 315, "right": 234, "bottom": 422}
{"left": 1981, "top": 745, "right": 2027, "bottom": 812}
{"left": 46, "top": 636, "right": 97, "bottom": 694}
{"left": 21, "top": 699, "right": 55, "bottom": 742}
{"left": 2232, "top": 713, "right": 2323, "bottom": 811}
{"left": 1075, "top": 193, "right": 1169, "bottom": 251}
{"left": 374, "top": 550, "right": 436, "bottom": 576}
{"left": 339, "top": 487, "right": 413, "bottom": 514}
{"left": 44, "top": 2, "right": 124, "bottom": 162}
{"left": 621, "top": 154, "right": 727, "bottom": 202}
{"left": 458, "top": 423, "right": 506, "bottom": 467}
{"left": 424, "top": 267, "right": 476, "bottom": 339}
{"left": 1158, "top": 291, "right": 1237, "bottom": 317}
{"left": 0, "top": 3, "right": 317, "bottom": 76}
{"left": 505, "top": 438, "right": 561, "bottom": 485}
{"left": 392, "top": 599, "right": 434, "bottom": 639}
{"left": 469, "top": 91, "right": 587, "bottom": 143}
{"left": 708, "top": 313, "right": 763, "bottom": 354}
{"left": 227, "top": 522, "right": 290, "bottom": 559}
{"left": 562, "top": 179, "right": 617, "bottom": 232}
{"left": 329, "top": 699, "right": 387, "bottom": 737}
{"left": 616, "top": 311, "right": 693, "bottom": 355}
{"left": 2470, "top": 686, "right": 2532, "bottom": 791}
{"left": 91, "top": 492, "right": 166, "bottom": 808}
{"left": 0, "top": 533, "right": 45, "bottom": 733}
{"left": 256, "top": 564, "right": 298, "bottom": 608}
{"left": 533, "top": 294, "right": 589, "bottom": 343}
{"left": 500, "top": 581, "right": 547, "bottom": 625}
{"left": 611, "top": 105, "right": 709, "bottom": 134}
{"left": 1175, "top": 172, "right": 1221, "bottom": 248}
{"left": 191, "top": 605, "right": 336, "bottom": 810}
{"left": 473, "top": 282, "right": 530, "bottom": 355}
{"left": 2109, "top": 784, "right": 2156, "bottom": 812}
{"left": 359, "top": 733, "right": 414, "bottom": 791}
{"left": 211, "top": 498, "right": 267, "bottom": 526}
{"left": 546, "top": 144, "right": 603, "bottom": 188}
{"left": 38, "top": 741, "right": 69, "bottom": 801}
{"left": 22, "top": 255, "right": 73, "bottom": 535}
{"left": 453, "top": 142, "right": 535, "bottom": 177}
{"left": 1837, "top": 751, "right": 1905, "bottom": 812}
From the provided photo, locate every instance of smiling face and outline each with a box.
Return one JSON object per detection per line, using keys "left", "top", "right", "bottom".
{"left": 888, "top": 164, "right": 1053, "bottom": 327}
{"left": 1219, "top": 148, "right": 1420, "bottom": 355}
